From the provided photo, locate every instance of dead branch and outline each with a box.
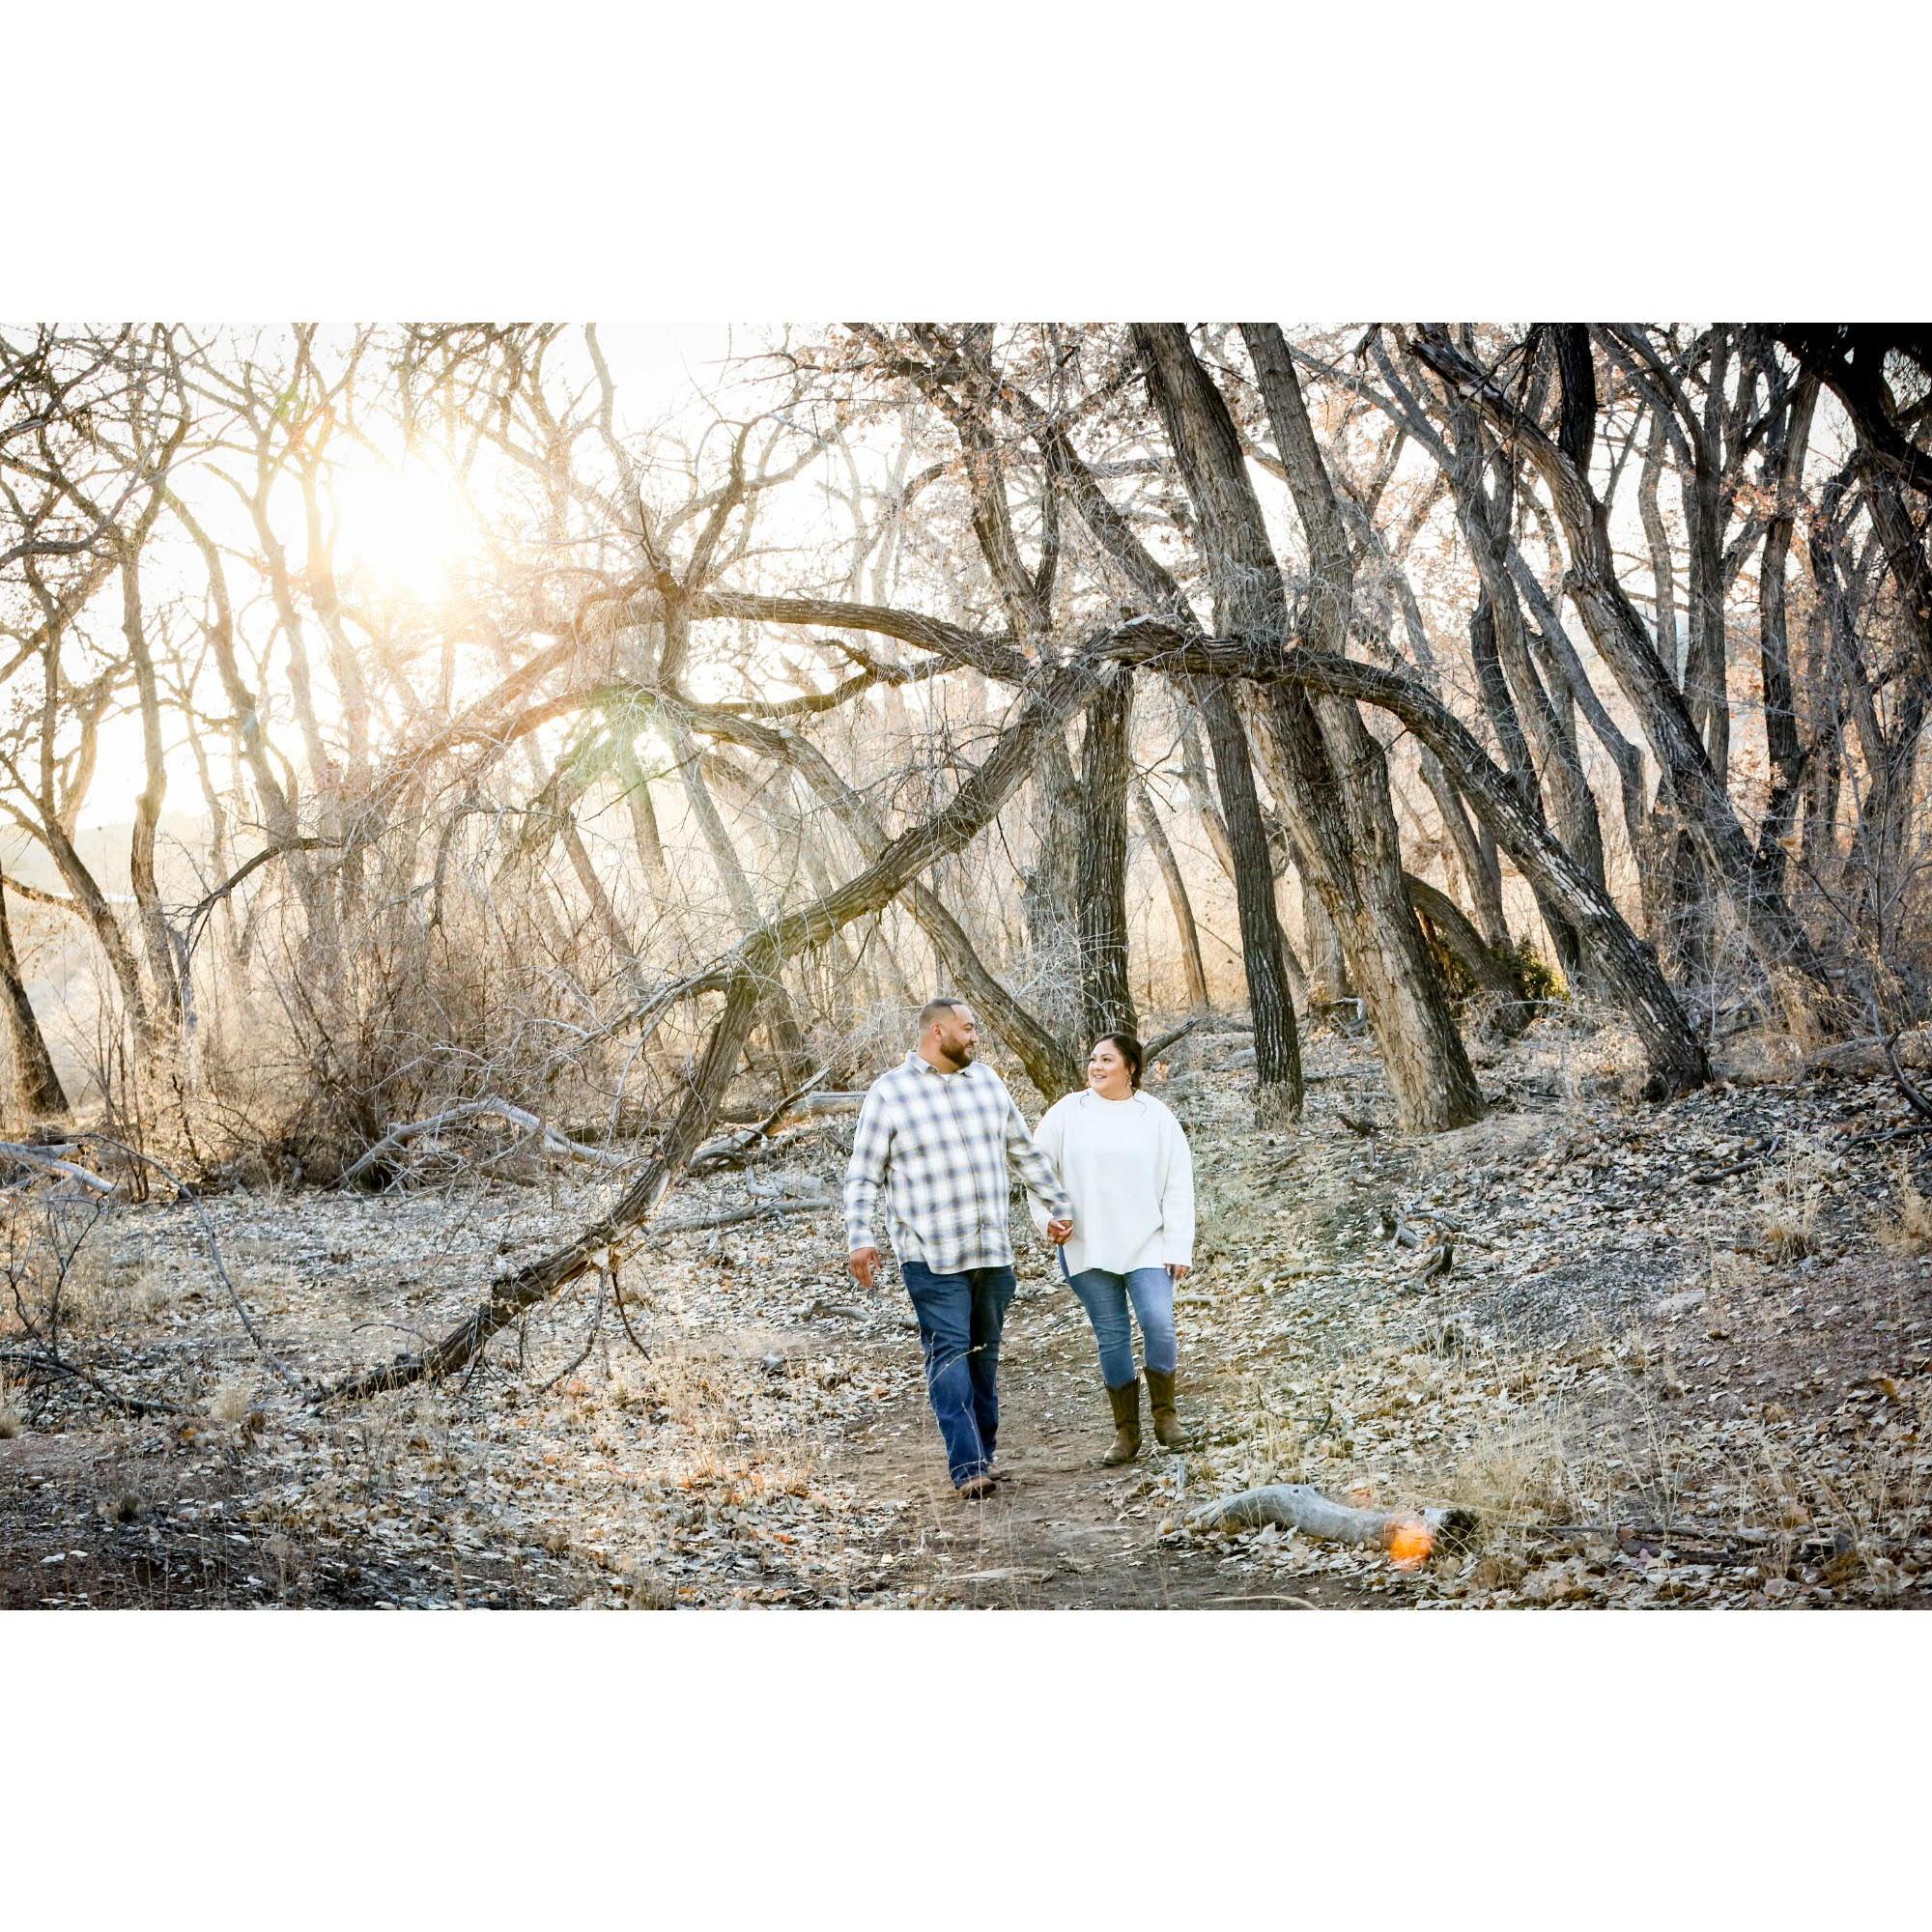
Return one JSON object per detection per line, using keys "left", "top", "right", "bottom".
{"left": 533, "top": 1274, "right": 607, "bottom": 1394}
{"left": 688, "top": 1066, "right": 829, "bottom": 1176}
{"left": 0, "top": 1342, "right": 183, "bottom": 1417}
{"left": 338, "top": 1096, "right": 637, "bottom": 1188}
{"left": 656, "top": 1191, "right": 831, "bottom": 1235}
{"left": 0, "top": 1143, "right": 116, "bottom": 1194}
{"left": 1143, "top": 1016, "right": 1209, "bottom": 1062}
{"left": 180, "top": 837, "right": 343, "bottom": 952}
{"left": 1881, "top": 1029, "right": 1932, "bottom": 1122}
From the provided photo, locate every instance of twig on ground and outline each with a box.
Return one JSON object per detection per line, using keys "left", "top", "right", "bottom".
{"left": 657, "top": 1191, "right": 830, "bottom": 1235}
{"left": 534, "top": 1274, "right": 607, "bottom": 1394}
{"left": 0, "top": 1343, "right": 183, "bottom": 1417}
{"left": 611, "top": 1264, "right": 651, "bottom": 1360}
{"left": 1882, "top": 1029, "right": 1932, "bottom": 1122}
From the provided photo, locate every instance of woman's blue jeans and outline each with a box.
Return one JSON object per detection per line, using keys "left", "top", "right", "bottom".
{"left": 900, "top": 1261, "right": 1017, "bottom": 1487}
{"left": 1067, "top": 1265, "right": 1178, "bottom": 1389}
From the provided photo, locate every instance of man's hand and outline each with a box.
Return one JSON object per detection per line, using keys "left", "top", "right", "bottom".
{"left": 848, "top": 1245, "right": 881, "bottom": 1289}
{"left": 1167, "top": 1262, "right": 1190, "bottom": 1281}
{"left": 1046, "top": 1218, "right": 1073, "bottom": 1245}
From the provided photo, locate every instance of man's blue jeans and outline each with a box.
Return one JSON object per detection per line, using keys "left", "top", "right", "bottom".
{"left": 1067, "top": 1265, "right": 1179, "bottom": 1389}
{"left": 900, "top": 1261, "right": 1017, "bottom": 1487}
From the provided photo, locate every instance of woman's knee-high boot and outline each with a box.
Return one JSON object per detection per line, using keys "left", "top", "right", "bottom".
{"left": 1143, "top": 1366, "right": 1186, "bottom": 1450}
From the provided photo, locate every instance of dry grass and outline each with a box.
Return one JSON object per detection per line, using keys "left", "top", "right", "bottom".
{"left": 1758, "top": 1140, "right": 1830, "bottom": 1262}
{"left": 0, "top": 1376, "right": 21, "bottom": 1439}
{"left": 208, "top": 1379, "right": 256, "bottom": 1426}
{"left": 1448, "top": 1415, "right": 1574, "bottom": 1524}
{"left": 1877, "top": 1163, "right": 1932, "bottom": 1257}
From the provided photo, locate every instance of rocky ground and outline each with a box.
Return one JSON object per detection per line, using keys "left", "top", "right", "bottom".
{"left": 4, "top": 1009, "right": 1930, "bottom": 1609}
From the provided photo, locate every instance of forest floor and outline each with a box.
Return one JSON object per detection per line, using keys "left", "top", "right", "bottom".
{"left": 4, "top": 1009, "right": 1931, "bottom": 1610}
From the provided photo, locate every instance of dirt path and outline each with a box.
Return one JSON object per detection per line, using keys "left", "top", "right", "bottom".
{"left": 807, "top": 1268, "right": 1380, "bottom": 1609}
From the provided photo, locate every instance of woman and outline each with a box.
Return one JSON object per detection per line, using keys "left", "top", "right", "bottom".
{"left": 1032, "top": 1033, "right": 1195, "bottom": 1463}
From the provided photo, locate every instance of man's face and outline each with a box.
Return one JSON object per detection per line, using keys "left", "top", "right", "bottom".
{"left": 929, "top": 1004, "right": 979, "bottom": 1069}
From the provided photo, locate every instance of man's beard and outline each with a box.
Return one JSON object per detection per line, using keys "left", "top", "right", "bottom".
{"left": 940, "top": 1039, "right": 975, "bottom": 1068}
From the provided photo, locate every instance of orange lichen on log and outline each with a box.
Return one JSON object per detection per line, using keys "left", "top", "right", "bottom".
{"left": 1384, "top": 1520, "right": 1435, "bottom": 1571}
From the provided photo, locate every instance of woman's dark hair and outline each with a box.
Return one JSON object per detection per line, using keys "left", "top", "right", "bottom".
{"left": 1092, "top": 1032, "right": 1145, "bottom": 1090}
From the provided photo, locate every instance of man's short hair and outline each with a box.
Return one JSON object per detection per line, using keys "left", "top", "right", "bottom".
{"left": 919, "top": 997, "right": 966, "bottom": 1031}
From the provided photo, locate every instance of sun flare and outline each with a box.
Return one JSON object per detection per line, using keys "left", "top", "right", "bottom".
{"left": 331, "top": 455, "right": 478, "bottom": 600}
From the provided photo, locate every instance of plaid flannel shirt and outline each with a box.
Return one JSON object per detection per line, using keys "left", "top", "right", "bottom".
{"left": 843, "top": 1053, "right": 1072, "bottom": 1274}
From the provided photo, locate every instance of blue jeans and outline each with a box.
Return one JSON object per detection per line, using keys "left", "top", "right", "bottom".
{"left": 1067, "top": 1265, "right": 1178, "bottom": 1389}
{"left": 900, "top": 1261, "right": 1018, "bottom": 1487}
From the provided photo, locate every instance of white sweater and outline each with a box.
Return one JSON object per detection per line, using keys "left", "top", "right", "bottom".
{"left": 1030, "top": 1089, "right": 1195, "bottom": 1276}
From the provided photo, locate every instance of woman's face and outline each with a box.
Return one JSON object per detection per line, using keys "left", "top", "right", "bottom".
{"left": 1087, "top": 1040, "right": 1132, "bottom": 1094}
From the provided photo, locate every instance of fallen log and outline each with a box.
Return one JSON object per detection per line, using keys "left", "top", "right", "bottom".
{"left": 656, "top": 1191, "right": 831, "bottom": 1235}
{"left": 1190, "top": 1484, "right": 1478, "bottom": 1567}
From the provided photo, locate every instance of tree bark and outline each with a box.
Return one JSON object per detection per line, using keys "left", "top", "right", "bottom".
{"left": 1019, "top": 730, "right": 1085, "bottom": 1044}
{"left": 1196, "top": 682, "right": 1303, "bottom": 1117}
{"left": 1133, "top": 777, "right": 1211, "bottom": 1009}
{"left": 1755, "top": 376, "right": 1818, "bottom": 890}
{"left": 1073, "top": 668, "right": 1137, "bottom": 1038}
{"left": 0, "top": 871, "right": 68, "bottom": 1118}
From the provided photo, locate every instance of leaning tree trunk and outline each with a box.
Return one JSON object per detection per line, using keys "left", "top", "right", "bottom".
{"left": 0, "top": 872, "right": 69, "bottom": 1119}
{"left": 325, "top": 662, "right": 1099, "bottom": 1399}
{"left": 1261, "top": 679, "right": 1487, "bottom": 1127}
{"left": 1230, "top": 321, "right": 1484, "bottom": 1128}
{"left": 686, "top": 696, "right": 1085, "bottom": 1100}
{"left": 1073, "top": 668, "right": 1138, "bottom": 1039}
{"left": 1406, "top": 874, "right": 1531, "bottom": 1036}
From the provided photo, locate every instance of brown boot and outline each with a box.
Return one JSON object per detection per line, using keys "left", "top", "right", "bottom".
{"left": 1101, "top": 1379, "right": 1142, "bottom": 1465}
{"left": 1144, "top": 1366, "right": 1187, "bottom": 1451}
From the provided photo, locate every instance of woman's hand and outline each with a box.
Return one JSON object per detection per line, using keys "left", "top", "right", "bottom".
{"left": 1167, "top": 1262, "right": 1190, "bottom": 1282}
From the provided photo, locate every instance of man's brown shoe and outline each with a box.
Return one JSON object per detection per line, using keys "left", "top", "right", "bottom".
{"left": 1102, "top": 1379, "right": 1142, "bottom": 1465}
{"left": 957, "top": 1474, "right": 996, "bottom": 1500}
{"left": 1144, "top": 1366, "right": 1187, "bottom": 1451}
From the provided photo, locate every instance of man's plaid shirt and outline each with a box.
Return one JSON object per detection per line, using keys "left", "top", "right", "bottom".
{"left": 843, "top": 1053, "right": 1072, "bottom": 1274}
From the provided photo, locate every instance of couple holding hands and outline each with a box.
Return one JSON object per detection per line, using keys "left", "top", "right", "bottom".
{"left": 842, "top": 998, "right": 1196, "bottom": 1499}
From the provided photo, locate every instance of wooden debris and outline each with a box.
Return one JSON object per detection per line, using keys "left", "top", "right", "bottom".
{"left": 1190, "top": 1483, "right": 1478, "bottom": 1560}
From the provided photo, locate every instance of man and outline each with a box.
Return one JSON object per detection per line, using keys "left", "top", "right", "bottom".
{"left": 844, "top": 998, "right": 1074, "bottom": 1500}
